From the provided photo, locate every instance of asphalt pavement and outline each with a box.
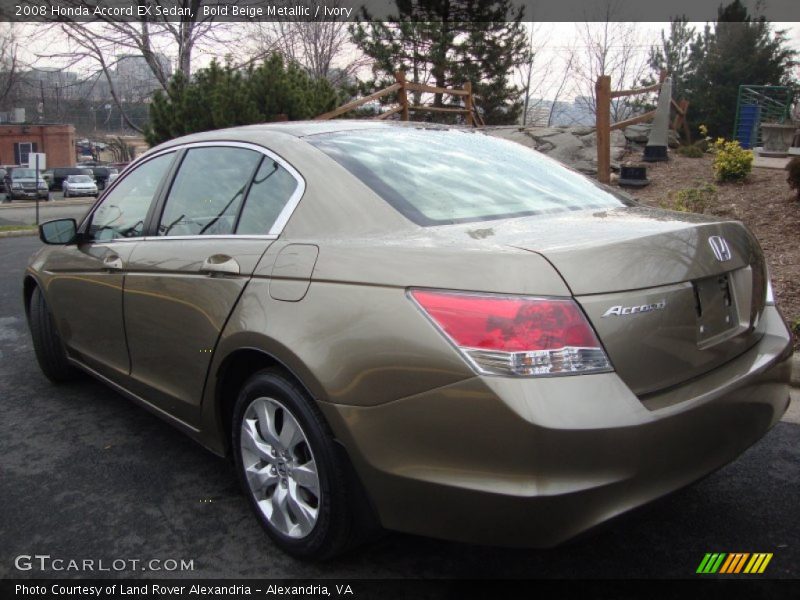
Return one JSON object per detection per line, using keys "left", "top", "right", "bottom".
{"left": 0, "top": 235, "right": 798, "bottom": 580}
{"left": 0, "top": 194, "right": 94, "bottom": 228}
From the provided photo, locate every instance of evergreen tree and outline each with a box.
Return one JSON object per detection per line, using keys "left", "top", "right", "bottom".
{"left": 350, "top": 0, "right": 529, "bottom": 124}
{"left": 145, "top": 55, "right": 339, "bottom": 146}
{"left": 683, "top": 0, "right": 796, "bottom": 138}
{"left": 646, "top": 17, "right": 695, "bottom": 101}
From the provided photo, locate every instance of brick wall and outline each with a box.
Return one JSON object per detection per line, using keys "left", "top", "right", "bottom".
{"left": 0, "top": 124, "right": 76, "bottom": 167}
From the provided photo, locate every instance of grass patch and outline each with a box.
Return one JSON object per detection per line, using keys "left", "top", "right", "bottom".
{"left": 0, "top": 224, "right": 37, "bottom": 232}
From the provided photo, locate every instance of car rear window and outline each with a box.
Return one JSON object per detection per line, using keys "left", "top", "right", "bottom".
{"left": 308, "top": 128, "right": 628, "bottom": 226}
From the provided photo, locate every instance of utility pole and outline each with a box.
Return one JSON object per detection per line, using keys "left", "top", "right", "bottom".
{"left": 39, "top": 80, "right": 46, "bottom": 122}
{"left": 34, "top": 154, "right": 40, "bottom": 225}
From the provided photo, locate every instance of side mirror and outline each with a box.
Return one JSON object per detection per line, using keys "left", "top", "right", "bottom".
{"left": 39, "top": 218, "right": 78, "bottom": 245}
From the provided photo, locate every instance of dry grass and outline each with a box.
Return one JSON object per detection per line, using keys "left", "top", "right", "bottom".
{"left": 622, "top": 152, "right": 799, "bottom": 348}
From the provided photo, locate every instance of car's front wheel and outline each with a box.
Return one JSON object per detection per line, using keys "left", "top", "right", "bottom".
{"left": 232, "top": 370, "right": 359, "bottom": 559}
{"left": 28, "top": 286, "right": 79, "bottom": 382}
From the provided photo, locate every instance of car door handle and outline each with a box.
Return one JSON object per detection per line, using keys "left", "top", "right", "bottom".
{"left": 200, "top": 254, "right": 240, "bottom": 276}
{"left": 103, "top": 254, "right": 123, "bottom": 270}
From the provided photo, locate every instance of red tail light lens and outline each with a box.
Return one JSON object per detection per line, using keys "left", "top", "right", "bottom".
{"left": 410, "top": 289, "right": 612, "bottom": 377}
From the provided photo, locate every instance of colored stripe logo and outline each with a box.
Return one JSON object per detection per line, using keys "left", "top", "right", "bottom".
{"left": 696, "top": 553, "right": 773, "bottom": 574}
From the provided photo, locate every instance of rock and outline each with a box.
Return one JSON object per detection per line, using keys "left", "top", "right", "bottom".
{"left": 570, "top": 126, "right": 595, "bottom": 136}
{"left": 484, "top": 125, "right": 626, "bottom": 174}
{"left": 668, "top": 130, "right": 680, "bottom": 148}
{"left": 624, "top": 124, "right": 651, "bottom": 143}
{"left": 484, "top": 127, "right": 536, "bottom": 147}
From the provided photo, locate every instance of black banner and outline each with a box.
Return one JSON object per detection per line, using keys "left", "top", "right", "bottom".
{"left": 1, "top": 0, "right": 799, "bottom": 23}
{"left": 3, "top": 579, "right": 800, "bottom": 600}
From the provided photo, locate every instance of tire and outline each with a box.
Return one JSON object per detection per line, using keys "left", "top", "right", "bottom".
{"left": 232, "top": 369, "right": 362, "bottom": 560}
{"left": 29, "top": 286, "right": 79, "bottom": 383}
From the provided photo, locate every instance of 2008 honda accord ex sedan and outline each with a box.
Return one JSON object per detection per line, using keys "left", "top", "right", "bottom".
{"left": 25, "top": 121, "right": 793, "bottom": 559}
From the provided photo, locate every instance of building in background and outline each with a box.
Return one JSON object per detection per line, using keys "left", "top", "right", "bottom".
{"left": 0, "top": 123, "right": 76, "bottom": 167}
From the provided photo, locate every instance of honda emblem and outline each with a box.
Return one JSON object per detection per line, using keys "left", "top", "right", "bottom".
{"left": 708, "top": 236, "right": 732, "bottom": 262}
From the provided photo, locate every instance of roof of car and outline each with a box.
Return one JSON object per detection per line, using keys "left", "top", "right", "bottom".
{"left": 191, "top": 119, "right": 450, "bottom": 138}
{"left": 139, "top": 120, "right": 458, "bottom": 163}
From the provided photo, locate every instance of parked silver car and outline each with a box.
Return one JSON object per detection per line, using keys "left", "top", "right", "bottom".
{"left": 62, "top": 174, "right": 99, "bottom": 198}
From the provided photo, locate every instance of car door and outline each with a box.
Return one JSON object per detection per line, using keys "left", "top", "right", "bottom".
{"left": 122, "top": 142, "right": 304, "bottom": 423}
{"left": 40, "top": 151, "right": 177, "bottom": 379}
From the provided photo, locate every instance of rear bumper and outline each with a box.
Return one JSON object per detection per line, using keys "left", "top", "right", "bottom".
{"left": 321, "top": 306, "right": 792, "bottom": 547}
{"left": 7, "top": 190, "right": 48, "bottom": 200}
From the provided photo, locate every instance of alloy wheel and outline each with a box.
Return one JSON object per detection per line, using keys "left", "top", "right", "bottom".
{"left": 240, "top": 397, "right": 321, "bottom": 539}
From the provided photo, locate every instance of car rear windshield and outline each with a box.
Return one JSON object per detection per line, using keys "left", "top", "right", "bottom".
{"left": 308, "top": 128, "right": 628, "bottom": 226}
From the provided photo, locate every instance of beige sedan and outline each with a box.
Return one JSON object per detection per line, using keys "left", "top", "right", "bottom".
{"left": 25, "top": 122, "right": 793, "bottom": 559}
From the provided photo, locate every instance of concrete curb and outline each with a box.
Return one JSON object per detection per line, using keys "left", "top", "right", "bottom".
{"left": 0, "top": 229, "right": 37, "bottom": 238}
{"left": 0, "top": 199, "right": 94, "bottom": 210}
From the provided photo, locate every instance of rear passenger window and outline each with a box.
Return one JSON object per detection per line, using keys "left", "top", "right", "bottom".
{"left": 158, "top": 147, "right": 261, "bottom": 236}
{"left": 236, "top": 159, "right": 299, "bottom": 235}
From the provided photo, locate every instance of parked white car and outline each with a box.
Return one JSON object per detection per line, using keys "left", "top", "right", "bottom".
{"left": 62, "top": 175, "right": 98, "bottom": 198}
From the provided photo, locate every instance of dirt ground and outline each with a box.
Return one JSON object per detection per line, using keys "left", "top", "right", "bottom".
{"left": 620, "top": 152, "right": 799, "bottom": 348}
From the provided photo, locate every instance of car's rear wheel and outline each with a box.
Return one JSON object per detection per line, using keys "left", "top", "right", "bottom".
{"left": 232, "top": 370, "right": 358, "bottom": 559}
{"left": 28, "top": 286, "right": 79, "bottom": 382}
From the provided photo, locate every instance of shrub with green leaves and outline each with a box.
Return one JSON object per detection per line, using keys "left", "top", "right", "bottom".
{"left": 145, "top": 54, "right": 341, "bottom": 146}
{"left": 786, "top": 157, "right": 800, "bottom": 199}
{"left": 712, "top": 138, "right": 753, "bottom": 182}
{"left": 676, "top": 143, "right": 704, "bottom": 158}
{"left": 660, "top": 183, "right": 717, "bottom": 214}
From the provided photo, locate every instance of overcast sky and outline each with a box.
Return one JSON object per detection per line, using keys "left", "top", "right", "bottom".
{"left": 10, "top": 20, "right": 800, "bottom": 103}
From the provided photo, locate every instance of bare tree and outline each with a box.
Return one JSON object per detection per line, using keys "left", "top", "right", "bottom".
{"left": 519, "top": 24, "right": 552, "bottom": 126}
{"left": 546, "top": 48, "right": 578, "bottom": 127}
{"left": 30, "top": 0, "right": 244, "bottom": 132}
{"left": 0, "top": 23, "right": 20, "bottom": 109}
{"left": 249, "top": 2, "right": 368, "bottom": 87}
{"left": 252, "top": 20, "right": 367, "bottom": 87}
{"left": 514, "top": 25, "right": 581, "bottom": 128}
{"left": 571, "top": 2, "right": 650, "bottom": 123}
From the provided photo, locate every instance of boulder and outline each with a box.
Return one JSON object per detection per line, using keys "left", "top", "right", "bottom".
{"left": 484, "top": 125, "right": 627, "bottom": 175}
{"left": 668, "top": 130, "right": 680, "bottom": 148}
{"left": 624, "top": 124, "right": 651, "bottom": 143}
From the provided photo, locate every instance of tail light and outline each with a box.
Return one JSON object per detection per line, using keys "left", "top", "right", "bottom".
{"left": 410, "top": 289, "right": 612, "bottom": 377}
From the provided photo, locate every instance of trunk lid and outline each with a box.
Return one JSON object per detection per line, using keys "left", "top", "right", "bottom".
{"left": 447, "top": 206, "right": 768, "bottom": 395}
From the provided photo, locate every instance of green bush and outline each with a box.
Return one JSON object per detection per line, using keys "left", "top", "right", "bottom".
{"left": 786, "top": 157, "right": 800, "bottom": 199}
{"left": 145, "top": 55, "right": 341, "bottom": 146}
{"left": 660, "top": 183, "right": 717, "bottom": 214}
{"left": 676, "top": 143, "right": 704, "bottom": 158}
{"left": 712, "top": 138, "right": 753, "bottom": 182}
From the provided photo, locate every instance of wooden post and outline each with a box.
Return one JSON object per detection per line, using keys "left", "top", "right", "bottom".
{"left": 395, "top": 71, "right": 409, "bottom": 122}
{"left": 679, "top": 100, "right": 691, "bottom": 143}
{"left": 595, "top": 75, "right": 612, "bottom": 184}
{"left": 464, "top": 81, "right": 474, "bottom": 127}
